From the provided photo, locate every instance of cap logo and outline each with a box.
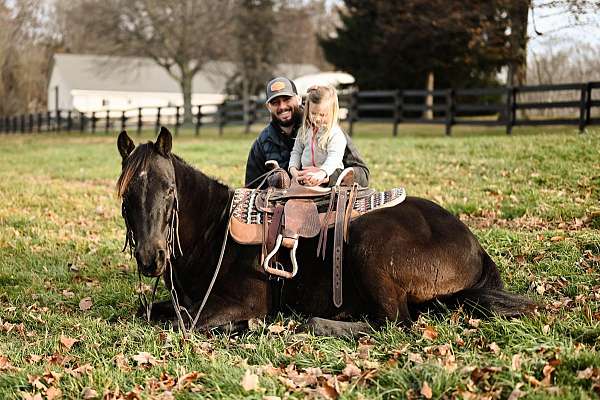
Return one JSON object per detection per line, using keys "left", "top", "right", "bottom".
{"left": 270, "top": 81, "right": 286, "bottom": 92}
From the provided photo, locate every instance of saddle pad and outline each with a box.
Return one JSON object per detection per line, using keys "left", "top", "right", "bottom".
{"left": 230, "top": 187, "right": 407, "bottom": 244}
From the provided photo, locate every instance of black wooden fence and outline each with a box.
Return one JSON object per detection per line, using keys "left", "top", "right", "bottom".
{"left": 1, "top": 82, "right": 599, "bottom": 136}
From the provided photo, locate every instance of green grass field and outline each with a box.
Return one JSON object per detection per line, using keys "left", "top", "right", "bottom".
{"left": 0, "top": 124, "right": 599, "bottom": 399}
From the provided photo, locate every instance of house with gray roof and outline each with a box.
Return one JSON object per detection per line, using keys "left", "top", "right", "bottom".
{"left": 47, "top": 54, "right": 320, "bottom": 113}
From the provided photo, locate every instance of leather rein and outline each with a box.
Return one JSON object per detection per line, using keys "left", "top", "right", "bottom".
{"left": 121, "top": 165, "right": 248, "bottom": 337}
{"left": 121, "top": 166, "right": 280, "bottom": 336}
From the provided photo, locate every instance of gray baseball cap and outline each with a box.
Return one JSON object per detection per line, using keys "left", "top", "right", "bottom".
{"left": 265, "top": 77, "right": 298, "bottom": 103}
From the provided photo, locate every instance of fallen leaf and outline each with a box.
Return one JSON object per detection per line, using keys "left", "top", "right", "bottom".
{"left": 511, "top": 354, "right": 522, "bottom": 371}
{"left": 468, "top": 318, "right": 481, "bottom": 328}
{"left": 60, "top": 335, "right": 78, "bottom": 350}
{"left": 46, "top": 387, "right": 62, "bottom": 400}
{"left": 542, "top": 325, "right": 550, "bottom": 335}
{"left": 422, "top": 326, "right": 438, "bottom": 341}
{"left": 488, "top": 342, "right": 501, "bottom": 355}
{"left": 114, "top": 353, "right": 130, "bottom": 371}
{"left": 342, "top": 363, "right": 361, "bottom": 378}
{"left": 421, "top": 381, "right": 432, "bottom": 399}
{"left": 408, "top": 353, "right": 423, "bottom": 363}
{"left": 241, "top": 370, "right": 260, "bottom": 391}
{"left": 81, "top": 387, "right": 98, "bottom": 399}
{"left": 177, "top": 371, "right": 203, "bottom": 389}
{"left": 79, "top": 297, "right": 93, "bottom": 311}
{"left": 268, "top": 323, "right": 285, "bottom": 334}
{"left": 316, "top": 381, "right": 339, "bottom": 400}
{"left": 541, "top": 364, "right": 555, "bottom": 386}
{"left": 576, "top": 367, "right": 597, "bottom": 380}
{"left": 508, "top": 383, "right": 525, "bottom": 400}
{"left": 132, "top": 352, "right": 157, "bottom": 366}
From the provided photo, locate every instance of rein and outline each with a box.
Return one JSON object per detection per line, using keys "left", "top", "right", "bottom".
{"left": 121, "top": 161, "right": 245, "bottom": 337}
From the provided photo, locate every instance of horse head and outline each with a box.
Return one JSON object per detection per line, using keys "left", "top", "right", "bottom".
{"left": 116, "top": 127, "right": 180, "bottom": 277}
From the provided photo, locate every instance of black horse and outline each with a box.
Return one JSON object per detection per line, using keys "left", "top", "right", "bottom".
{"left": 116, "top": 127, "right": 533, "bottom": 336}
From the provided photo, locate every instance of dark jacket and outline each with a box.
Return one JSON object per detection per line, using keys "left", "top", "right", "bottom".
{"left": 245, "top": 120, "right": 370, "bottom": 188}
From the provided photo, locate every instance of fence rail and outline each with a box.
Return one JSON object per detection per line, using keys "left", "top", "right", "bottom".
{"left": 2, "top": 81, "right": 599, "bottom": 136}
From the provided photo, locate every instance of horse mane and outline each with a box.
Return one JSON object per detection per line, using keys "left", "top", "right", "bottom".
{"left": 116, "top": 142, "right": 230, "bottom": 198}
{"left": 116, "top": 142, "right": 154, "bottom": 198}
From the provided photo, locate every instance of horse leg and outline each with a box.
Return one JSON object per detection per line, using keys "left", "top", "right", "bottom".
{"left": 304, "top": 317, "right": 371, "bottom": 338}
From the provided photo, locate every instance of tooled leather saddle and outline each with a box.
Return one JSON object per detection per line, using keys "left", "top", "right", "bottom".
{"left": 229, "top": 167, "right": 406, "bottom": 307}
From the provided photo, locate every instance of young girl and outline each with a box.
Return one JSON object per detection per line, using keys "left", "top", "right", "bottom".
{"left": 288, "top": 85, "right": 346, "bottom": 186}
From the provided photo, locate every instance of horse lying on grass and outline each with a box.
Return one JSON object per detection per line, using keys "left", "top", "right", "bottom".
{"left": 116, "top": 127, "right": 534, "bottom": 336}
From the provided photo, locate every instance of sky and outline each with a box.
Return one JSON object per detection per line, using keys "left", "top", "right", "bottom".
{"left": 528, "top": 0, "right": 600, "bottom": 56}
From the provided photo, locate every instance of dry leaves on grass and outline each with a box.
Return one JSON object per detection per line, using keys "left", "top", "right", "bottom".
{"left": 132, "top": 352, "right": 158, "bottom": 367}
{"left": 79, "top": 297, "right": 93, "bottom": 311}
{"left": 241, "top": 370, "right": 261, "bottom": 391}
{"left": 59, "top": 334, "right": 78, "bottom": 350}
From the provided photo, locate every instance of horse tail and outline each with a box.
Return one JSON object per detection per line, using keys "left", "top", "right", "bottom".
{"left": 441, "top": 253, "right": 536, "bottom": 317}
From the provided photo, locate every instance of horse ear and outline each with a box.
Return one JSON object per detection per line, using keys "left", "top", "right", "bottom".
{"left": 117, "top": 130, "right": 135, "bottom": 160}
{"left": 155, "top": 126, "right": 172, "bottom": 157}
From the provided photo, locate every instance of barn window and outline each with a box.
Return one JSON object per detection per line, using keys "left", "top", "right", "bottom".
{"left": 102, "top": 99, "right": 109, "bottom": 106}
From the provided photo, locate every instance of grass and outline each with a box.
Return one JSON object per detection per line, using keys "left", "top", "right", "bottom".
{"left": 0, "top": 123, "right": 599, "bottom": 399}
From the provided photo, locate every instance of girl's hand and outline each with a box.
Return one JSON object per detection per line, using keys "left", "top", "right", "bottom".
{"left": 303, "top": 170, "right": 327, "bottom": 186}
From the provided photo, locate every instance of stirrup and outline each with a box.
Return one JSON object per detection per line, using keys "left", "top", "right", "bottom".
{"left": 263, "top": 234, "right": 298, "bottom": 279}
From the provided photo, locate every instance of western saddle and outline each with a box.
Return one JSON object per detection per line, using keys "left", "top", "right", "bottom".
{"left": 230, "top": 164, "right": 406, "bottom": 307}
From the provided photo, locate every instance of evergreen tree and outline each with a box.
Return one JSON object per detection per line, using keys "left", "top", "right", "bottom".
{"left": 320, "top": 0, "right": 524, "bottom": 90}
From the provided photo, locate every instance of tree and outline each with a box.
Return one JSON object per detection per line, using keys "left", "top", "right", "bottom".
{"left": 58, "top": 0, "right": 235, "bottom": 124}
{"left": 320, "top": 0, "right": 527, "bottom": 90}
{"left": 0, "top": 0, "right": 53, "bottom": 116}
{"left": 226, "top": 0, "right": 279, "bottom": 130}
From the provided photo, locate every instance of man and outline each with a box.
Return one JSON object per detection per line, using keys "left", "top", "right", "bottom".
{"left": 245, "top": 77, "right": 369, "bottom": 188}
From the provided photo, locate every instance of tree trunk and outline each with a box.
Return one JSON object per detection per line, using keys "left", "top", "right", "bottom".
{"left": 242, "top": 76, "right": 251, "bottom": 134}
{"left": 180, "top": 74, "right": 193, "bottom": 126}
{"left": 424, "top": 71, "right": 434, "bottom": 120}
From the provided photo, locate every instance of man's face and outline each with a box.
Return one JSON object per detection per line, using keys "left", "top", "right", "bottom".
{"left": 266, "top": 95, "right": 300, "bottom": 127}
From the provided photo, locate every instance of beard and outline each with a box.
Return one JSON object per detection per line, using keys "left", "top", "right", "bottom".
{"left": 273, "top": 106, "right": 302, "bottom": 127}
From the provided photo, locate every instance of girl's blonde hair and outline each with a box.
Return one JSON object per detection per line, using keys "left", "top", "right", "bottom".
{"left": 300, "top": 85, "right": 340, "bottom": 149}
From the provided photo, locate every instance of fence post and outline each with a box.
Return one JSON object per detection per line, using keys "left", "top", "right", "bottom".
{"left": 445, "top": 89, "right": 455, "bottom": 136}
{"left": 121, "top": 110, "right": 127, "bottom": 131}
{"left": 91, "top": 112, "right": 97, "bottom": 134}
{"left": 579, "top": 83, "right": 588, "bottom": 133}
{"left": 195, "top": 105, "right": 202, "bottom": 136}
{"left": 585, "top": 82, "right": 592, "bottom": 128}
{"left": 37, "top": 113, "right": 42, "bottom": 132}
{"left": 348, "top": 91, "right": 358, "bottom": 136}
{"left": 137, "top": 108, "right": 143, "bottom": 135}
{"left": 105, "top": 111, "right": 110, "bottom": 133}
{"left": 505, "top": 87, "right": 516, "bottom": 135}
{"left": 0, "top": 116, "right": 3, "bottom": 133}
{"left": 218, "top": 102, "right": 226, "bottom": 136}
{"left": 20, "top": 115, "right": 25, "bottom": 133}
{"left": 56, "top": 110, "right": 61, "bottom": 132}
{"left": 175, "top": 106, "right": 180, "bottom": 136}
{"left": 393, "top": 90, "right": 403, "bottom": 137}
{"left": 67, "top": 110, "right": 73, "bottom": 132}
{"left": 28, "top": 114, "right": 33, "bottom": 133}
{"left": 79, "top": 112, "right": 85, "bottom": 132}
{"left": 46, "top": 111, "right": 51, "bottom": 132}
{"left": 156, "top": 107, "right": 161, "bottom": 131}
{"left": 245, "top": 99, "right": 256, "bottom": 134}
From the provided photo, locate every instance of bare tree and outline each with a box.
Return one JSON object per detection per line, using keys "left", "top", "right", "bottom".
{"left": 0, "top": 0, "right": 53, "bottom": 116}
{"left": 59, "top": 0, "right": 235, "bottom": 124}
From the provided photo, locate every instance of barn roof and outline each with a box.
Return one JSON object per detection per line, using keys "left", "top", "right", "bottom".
{"left": 51, "top": 54, "right": 320, "bottom": 93}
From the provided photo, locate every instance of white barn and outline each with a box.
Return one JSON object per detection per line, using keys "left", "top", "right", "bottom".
{"left": 47, "top": 54, "right": 320, "bottom": 113}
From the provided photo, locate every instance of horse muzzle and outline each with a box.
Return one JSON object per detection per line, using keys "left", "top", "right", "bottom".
{"left": 135, "top": 246, "right": 167, "bottom": 277}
